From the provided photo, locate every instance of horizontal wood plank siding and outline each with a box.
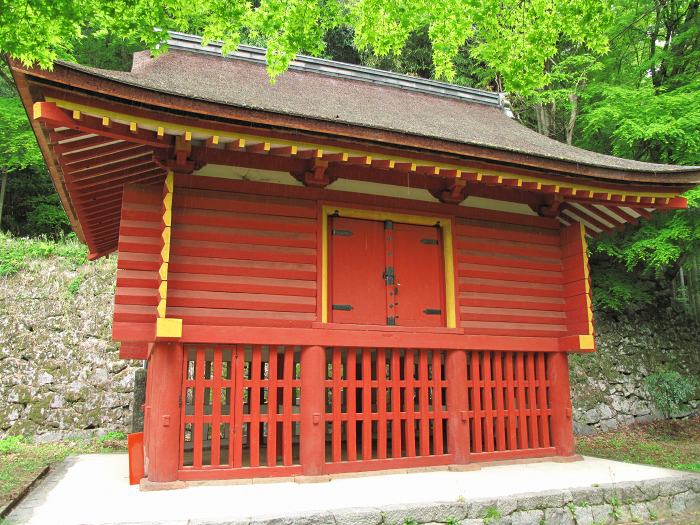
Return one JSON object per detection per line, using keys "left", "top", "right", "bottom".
{"left": 455, "top": 216, "right": 565, "bottom": 338}
{"left": 168, "top": 186, "right": 317, "bottom": 326}
{"left": 114, "top": 185, "right": 162, "bottom": 325}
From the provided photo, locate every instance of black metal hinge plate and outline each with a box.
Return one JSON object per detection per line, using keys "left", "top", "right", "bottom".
{"left": 332, "top": 304, "right": 353, "bottom": 311}
{"left": 420, "top": 238, "right": 439, "bottom": 245}
{"left": 332, "top": 229, "right": 353, "bottom": 236}
{"left": 423, "top": 308, "right": 442, "bottom": 315}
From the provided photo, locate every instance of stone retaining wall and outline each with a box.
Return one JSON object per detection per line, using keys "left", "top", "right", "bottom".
{"left": 0, "top": 256, "right": 140, "bottom": 440}
{"left": 1, "top": 253, "right": 698, "bottom": 439}
{"left": 228, "top": 475, "right": 700, "bottom": 525}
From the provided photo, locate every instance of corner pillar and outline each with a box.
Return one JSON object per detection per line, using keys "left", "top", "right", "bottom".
{"left": 300, "top": 345, "right": 326, "bottom": 476}
{"left": 547, "top": 351, "right": 575, "bottom": 456}
{"left": 445, "top": 349, "right": 470, "bottom": 463}
{"left": 145, "top": 342, "right": 183, "bottom": 482}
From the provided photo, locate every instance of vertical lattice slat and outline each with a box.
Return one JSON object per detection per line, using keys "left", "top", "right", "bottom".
{"left": 404, "top": 350, "right": 416, "bottom": 457}
{"left": 526, "top": 354, "right": 540, "bottom": 448}
{"left": 470, "top": 351, "right": 483, "bottom": 453}
{"left": 282, "top": 346, "right": 294, "bottom": 466}
{"left": 210, "top": 347, "right": 223, "bottom": 466}
{"left": 418, "top": 350, "right": 430, "bottom": 456}
{"left": 493, "top": 352, "right": 506, "bottom": 452}
{"left": 376, "top": 348, "right": 388, "bottom": 459}
{"left": 267, "top": 346, "right": 278, "bottom": 467}
{"left": 536, "top": 353, "right": 551, "bottom": 448}
{"left": 331, "top": 347, "right": 342, "bottom": 462}
{"left": 362, "top": 349, "right": 372, "bottom": 460}
{"left": 505, "top": 352, "right": 517, "bottom": 451}
{"left": 432, "top": 350, "right": 444, "bottom": 455}
{"left": 346, "top": 348, "right": 357, "bottom": 461}
{"left": 249, "top": 346, "right": 262, "bottom": 467}
{"left": 391, "top": 349, "right": 402, "bottom": 458}
{"left": 482, "top": 352, "right": 494, "bottom": 452}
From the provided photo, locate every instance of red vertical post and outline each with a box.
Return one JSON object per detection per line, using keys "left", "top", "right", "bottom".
{"left": 547, "top": 351, "right": 575, "bottom": 456}
{"left": 300, "top": 345, "right": 326, "bottom": 476}
{"left": 445, "top": 349, "right": 469, "bottom": 464}
{"left": 145, "top": 342, "right": 183, "bottom": 483}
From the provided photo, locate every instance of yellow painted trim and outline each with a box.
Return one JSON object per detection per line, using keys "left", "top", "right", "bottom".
{"left": 32, "top": 101, "right": 42, "bottom": 119}
{"left": 129, "top": 121, "right": 137, "bottom": 133}
{"left": 321, "top": 205, "right": 456, "bottom": 328}
{"left": 157, "top": 126, "right": 165, "bottom": 138}
{"left": 321, "top": 209, "right": 328, "bottom": 323}
{"left": 164, "top": 171, "right": 174, "bottom": 193}
{"left": 578, "top": 334, "right": 595, "bottom": 350}
{"left": 163, "top": 192, "right": 173, "bottom": 211}
{"left": 158, "top": 263, "right": 168, "bottom": 281}
{"left": 45, "top": 97, "right": 681, "bottom": 201}
{"left": 157, "top": 299, "right": 167, "bottom": 318}
{"left": 212, "top": 135, "right": 219, "bottom": 145}
{"left": 184, "top": 130, "right": 192, "bottom": 142}
{"left": 102, "top": 116, "right": 110, "bottom": 127}
{"left": 158, "top": 281, "right": 168, "bottom": 299}
{"left": 162, "top": 206, "right": 172, "bottom": 227}
{"left": 156, "top": 317, "right": 183, "bottom": 338}
{"left": 72, "top": 110, "right": 81, "bottom": 120}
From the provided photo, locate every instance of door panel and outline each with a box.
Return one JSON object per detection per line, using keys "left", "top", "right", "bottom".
{"left": 329, "top": 217, "right": 386, "bottom": 324}
{"left": 393, "top": 223, "right": 445, "bottom": 327}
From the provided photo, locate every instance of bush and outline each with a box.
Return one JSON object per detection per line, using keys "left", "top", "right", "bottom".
{"left": 0, "top": 232, "right": 87, "bottom": 276}
{"left": 0, "top": 435, "right": 26, "bottom": 454}
{"left": 645, "top": 371, "right": 697, "bottom": 418}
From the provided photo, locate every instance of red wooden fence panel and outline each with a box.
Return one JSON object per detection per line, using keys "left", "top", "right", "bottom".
{"left": 180, "top": 344, "right": 302, "bottom": 480}
{"left": 180, "top": 345, "right": 556, "bottom": 479}
{"left": 467, "top": 351, "right": 554, "bottom": 461}
{"left": 322, "top": 347, "right": 451, "bottom": 474}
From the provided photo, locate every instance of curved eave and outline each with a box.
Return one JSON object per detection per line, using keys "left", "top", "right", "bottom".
{"left": 13, "top": 60, "right": 700, "bottom": 187}
{"left": 9, "top": 59, "right": 698, "bottom": 256}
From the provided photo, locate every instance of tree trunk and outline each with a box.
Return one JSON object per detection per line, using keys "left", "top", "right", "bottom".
{"left": 566, "top": 93, "right": 579, "bottom": 145}
{"left": 0, "top": 170, "right": 7, "bottom": 230}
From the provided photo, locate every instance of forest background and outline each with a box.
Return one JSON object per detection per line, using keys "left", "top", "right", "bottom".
{"left": 0, "top": 0, "right": 699, "bottom": 319}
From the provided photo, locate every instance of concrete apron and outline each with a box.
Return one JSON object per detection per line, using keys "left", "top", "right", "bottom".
{"left": 7, "top": 454, "right": 700, "bottom": 525}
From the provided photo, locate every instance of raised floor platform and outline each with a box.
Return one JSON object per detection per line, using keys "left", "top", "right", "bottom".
{"left": 8, "top": 454, "right": 700, "bottom": 524}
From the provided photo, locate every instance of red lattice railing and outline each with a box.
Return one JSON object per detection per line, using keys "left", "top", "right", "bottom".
{"left": 180, "top": 345, "right": 556, "bottom": 478}
{"left": 323, "top": 348, "right": 449, "bottom": 472}
{"left": 467, "top": 351, "right": 552, "bottom": 460}
{"left": 180, "top": 344, "right": 302, "bottom": 478}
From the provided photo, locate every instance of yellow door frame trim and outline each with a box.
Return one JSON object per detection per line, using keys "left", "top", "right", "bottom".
{"left": 320, "top": 205, "right": 457, "bottom": 328}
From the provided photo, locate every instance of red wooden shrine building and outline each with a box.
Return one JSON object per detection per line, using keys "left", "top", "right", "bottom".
{"left": 10, "top": 32, "right": 700, "bottom": 484}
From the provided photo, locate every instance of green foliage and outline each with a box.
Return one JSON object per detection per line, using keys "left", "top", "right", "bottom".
{"left": 675, "top": 462, "right": 700, "bottom": 473}
{"left": 609, "top": 494, "right": 621, "bottom": 521}
{"left": 645, "top": 371, "right": 697, "bottom": 418}
{"left": 0, "top": 232, "right": 87, "bottom": 277}
{"left": 482, "top": 506, "right": 502, "bottom": 524}
{"left": 591, "top": 265, "right": 654, "bottom": 313}
{"left": 67, "top": 273, "right": 85, "bottom": 296}
{"left": 592, "top": 187, "right": 700, "bottom": 278}
{"left": 0, "top": 0, "right": 611, "bottom": 96}
{"left": 97, "top": 431, "right": 127, "bottom": 442}
{"left": 0, "top": 97, "right": 44, "bottom": 174}
{"left": 0, "top": 435, "right": 26, "bottom": 454}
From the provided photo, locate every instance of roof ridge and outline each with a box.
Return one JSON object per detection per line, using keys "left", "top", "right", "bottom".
{"left": 165, "top": 31, "right": 511, "bottom": 113}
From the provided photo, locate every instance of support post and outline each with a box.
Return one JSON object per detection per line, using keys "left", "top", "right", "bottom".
{"left": 547, "top": 351, "right": 575, "bottom": 456}
{"left": 445, "top": 349, "right": 469, "bottom": 463}
{"left": 300, "top": 345, "right": 326, "bottom": 476}
{"left": 145, "top": 342, "right": 183, "bottom": 482}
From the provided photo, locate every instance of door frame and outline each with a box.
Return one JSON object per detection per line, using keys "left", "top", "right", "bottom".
{"left": 319, "top": 204, "right": 457, "bottom": 328}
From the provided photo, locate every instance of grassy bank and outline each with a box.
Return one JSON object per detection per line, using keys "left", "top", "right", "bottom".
{"left": 576, "top": 415, "right": 700, "bottom": 472}
{"left": 0, "top": 434, "right": 126, "bottom": 509}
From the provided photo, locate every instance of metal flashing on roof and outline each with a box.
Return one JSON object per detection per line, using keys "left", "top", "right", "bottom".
{"left": 166, "top": 31, "right": 507, "bottom": 111}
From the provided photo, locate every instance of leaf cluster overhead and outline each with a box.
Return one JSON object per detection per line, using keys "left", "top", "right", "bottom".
{"left": 0, "top": 0, "right": 612, "bottom": 96}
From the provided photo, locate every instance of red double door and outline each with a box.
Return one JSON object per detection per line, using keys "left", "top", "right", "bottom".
{"left": 329, "top": 216, "right": 446, "bottom": 326}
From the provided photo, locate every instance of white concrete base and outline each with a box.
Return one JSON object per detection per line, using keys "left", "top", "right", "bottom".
{"left": 7, "top": 453, "right": 689, "bottom": 524}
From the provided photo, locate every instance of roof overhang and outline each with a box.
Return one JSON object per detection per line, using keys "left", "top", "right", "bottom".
{"left": 10, "top": 58, "right": 698, "bottom": 257}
